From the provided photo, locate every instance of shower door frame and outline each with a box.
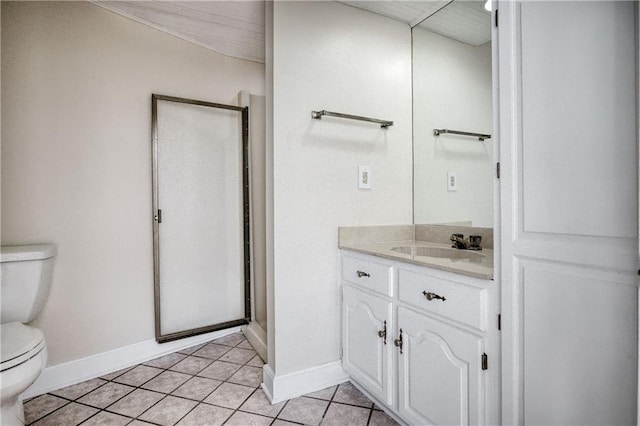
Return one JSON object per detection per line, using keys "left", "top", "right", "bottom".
{"left": 151, "top": 94, "right": 251, "bottom": 343}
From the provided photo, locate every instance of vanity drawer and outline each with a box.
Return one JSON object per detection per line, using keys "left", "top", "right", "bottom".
{"left": 398, "top": 269, "right": 486, "bottom": 330}
{"left": 342, "top": 255, "right": 392, "bottom": 297}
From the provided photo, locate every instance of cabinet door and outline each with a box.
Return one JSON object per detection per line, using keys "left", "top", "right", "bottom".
{"left": 343, "top": 285, "right": 393, "bottom": 406}
{"left": 498, "top": 3, "right": 638, "bottom": 424}
{"left": 397, "top": 307, "right": 485, "bottom": 425}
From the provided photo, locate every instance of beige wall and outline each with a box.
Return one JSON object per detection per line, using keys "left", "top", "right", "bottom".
{"left": 1, "top": 1, "right": 264, "bottom": 366}
{"left": 270, "top": 1, "right": 413, "bottom": 375}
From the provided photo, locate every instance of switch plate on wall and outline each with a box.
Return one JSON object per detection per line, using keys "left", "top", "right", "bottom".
{"left": 447, "top": 171, "right": 457, "bottom": 191}
{"left": 358, "top": 166, "right": 371, "bottom": 189}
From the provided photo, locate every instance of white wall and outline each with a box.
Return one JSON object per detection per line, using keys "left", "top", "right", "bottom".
{"left": 1, "top": 1, "right": 264, "bottom": 366}
{"left": 413, "top": 29, "right": 493, "bottom": 227}
{"left": 269, "top": 0, "right": 412, "bottom": 384}
{"left": 249, "top": 94, "right": 268, "bottom": 333}
{"left": 265, "top": 0, "right": 276, "bottom": 373}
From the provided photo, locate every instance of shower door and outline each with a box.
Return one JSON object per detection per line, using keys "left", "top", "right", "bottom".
{"left": 151, "top": 94, "right": 250, "bottom": 343}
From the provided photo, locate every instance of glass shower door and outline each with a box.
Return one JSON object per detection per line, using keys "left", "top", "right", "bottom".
{"left": 152, "top": 94, "right": 250, "bottom": 343}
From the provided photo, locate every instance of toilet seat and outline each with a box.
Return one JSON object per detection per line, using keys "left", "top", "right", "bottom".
{"left": 1, "top": 323, "right": 45, "bottom": 372}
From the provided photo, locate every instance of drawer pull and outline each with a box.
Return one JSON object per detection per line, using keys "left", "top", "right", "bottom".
{"left": 423, "top": 291, "right": 446, "bottom": 302}
{"left": 378, "top": 320, "right": 387, "bottom": 344}
{"left": 356, "top": 270, "right": 370, "bottom": 278}
{"left": 394, "top": 329, "right": 403, "bottom": 354}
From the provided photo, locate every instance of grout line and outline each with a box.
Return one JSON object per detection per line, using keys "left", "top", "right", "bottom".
{"left": 219, "top": 387, "right": 262, "bottom": 426}
{"left": 27, "top": 333, "right": 379, "bottom": 426}
{"left": 102, "top": 408, "right": 136, "bottom": 419}
{"left": 237, "top": 408, "right": 284, "bottom": 421}
{"left": 26, "top": 334, "right": 247, "bottom": 425}
{"left": 25, "top": 397, "right": 71, "bottom": 425}
{"left": 323, "top": 400, "right": 374, "bottom": 410}
{"left": 318, "top": 388, "right": 336, "bottom": 424}
{"left": 366, "top": 405, "right": 374, "bottom": 426}
{"left": 138, "top": 335, "right": 259, "bottom": 425}
{"left": 273, "top": 396, "right": 291, "bottom": 423}
{"left": 171, "top": 399, "right": 201, "bottom": 426}
{"left": 133, "top": 392, "right": 172, "bottom": 424}
{"left": 77, "top": 410, "right": 102, "bottom": 425}
{"left": 56, "top": 372, "right": 161, "bottom": 423}
{"left": 100, "top": 364, "right": 136, "bottom": 382}
{"left": 330, "top": 384, "right": 340, "bottom": 400}
{"left": 142, "top": 355, "right": 189, "bottom": 370}
{"left": 48, "top": 377, "right": 110, "bottom": 403}
{"left": 105, "top": 372, "right": 204, "bottom": 421}
{"left": 76, "top": 405, "right": 136, "bottom": 425}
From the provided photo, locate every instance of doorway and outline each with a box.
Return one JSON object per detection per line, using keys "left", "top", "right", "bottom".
{"left": 151, "top": 94, "right": 250, "bottom": 343}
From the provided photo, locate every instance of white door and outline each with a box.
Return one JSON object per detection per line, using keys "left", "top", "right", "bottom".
{"left": 397, "top": 307, "right": 485, "bottom": 426}
{"left": 498, "top": 2, "right": 638, "bottom": 424}
{"left": 343, "top": 285, "right": 394, "bottom": 406}
{"left": 152, "top": 95, "right": 250, "bottom": 341}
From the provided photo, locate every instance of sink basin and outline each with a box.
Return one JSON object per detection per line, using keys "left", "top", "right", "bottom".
{"left": 390, "top": 246, "right": 484, "bottom": 260}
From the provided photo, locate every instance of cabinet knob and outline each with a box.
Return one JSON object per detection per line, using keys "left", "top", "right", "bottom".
{"left": 394, "top": 329, "right": 403, "bottom": 354}
{"left": 423, "top": 291, "right": 446, "bottom": 302}
{"left": 378, "top": 320, "right": 387, "bottom": 344}
{"left": 356, "top": 270, "right": 370, "bottom": 278}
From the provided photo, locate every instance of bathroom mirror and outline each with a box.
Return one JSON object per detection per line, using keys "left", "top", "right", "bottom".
{"left": 412, "top": 0, "right": 494, "bottom": 227}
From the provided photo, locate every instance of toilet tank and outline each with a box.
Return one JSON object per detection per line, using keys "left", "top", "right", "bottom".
{"left": 1, "top": 244, "right": 56, "bottom": 324}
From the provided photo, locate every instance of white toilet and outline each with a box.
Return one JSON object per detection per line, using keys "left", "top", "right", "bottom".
{"left": 1, "top": 244, "right": 56, "bottom": 425}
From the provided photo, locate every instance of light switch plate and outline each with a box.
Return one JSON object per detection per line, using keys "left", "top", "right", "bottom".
{"left": 447, "top": 171, "right": 457, "bottom": 191}
{"left": 358, "top": 166, "right": 371, "bottom": 189}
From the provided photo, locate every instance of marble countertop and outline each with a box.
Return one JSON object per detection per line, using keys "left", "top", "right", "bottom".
{"left": 338, "top": 225, "right": 494, "bottom": 280}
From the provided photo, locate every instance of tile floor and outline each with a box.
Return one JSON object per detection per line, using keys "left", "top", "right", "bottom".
{"left": 24, "top": 332, "right": 399, "bottom": 426}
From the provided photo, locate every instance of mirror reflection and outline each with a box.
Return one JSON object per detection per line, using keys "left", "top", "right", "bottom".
{"left": 412, "top": 0, "right": 493, "bottom": 227}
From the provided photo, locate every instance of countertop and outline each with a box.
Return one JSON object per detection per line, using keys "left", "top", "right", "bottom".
{"left": 339, "top": 226, "right": 494, "bottom": 280}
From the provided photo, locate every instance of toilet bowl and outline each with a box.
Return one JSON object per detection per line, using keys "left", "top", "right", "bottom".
{"left": 0, "top": 244, "right": 56, "bottom": 425}
{"left": 1, "top": 323, "right": 48, "bottom": 425}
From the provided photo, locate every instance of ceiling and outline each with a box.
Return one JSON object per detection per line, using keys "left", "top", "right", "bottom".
{"left": 339, "top": 1, "right": 492, "bottom": 46}
{"left": 91, "top": 0, "right": 491, "bottom": 64}
{"left": 91, "top": 1, "right": 266, "bottom": 63}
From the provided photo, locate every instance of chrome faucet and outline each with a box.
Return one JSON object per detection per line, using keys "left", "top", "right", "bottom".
{"left": 450, "top": 234, "right": 482, "bottom": 251}
{"left": 450, "top": 234, "right": 469, "bottom": 249}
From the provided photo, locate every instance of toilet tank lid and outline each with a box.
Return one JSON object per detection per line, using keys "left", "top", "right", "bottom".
{"left": 0, "top": 244, "right": 57, "bottom": 263}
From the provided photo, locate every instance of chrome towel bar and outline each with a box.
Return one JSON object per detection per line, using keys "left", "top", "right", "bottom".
{"left": 433, "top": 128, "right": 491, "bottom": 141}
{"left": 312, "top": 110, "right": 393, "bottom": 129}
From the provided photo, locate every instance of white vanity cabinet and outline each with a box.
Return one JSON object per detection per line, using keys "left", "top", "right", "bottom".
{"left": 342, "top": 254, "right": 395, "bottom": 406}
{"left": 343, "top": 286, "right": 394, "bottom": 406}
{"left": 397, "top": 307, "right": 485, "bottom": 425}
{"left": 341, "top": 251, "right": 499, "bottom": 426}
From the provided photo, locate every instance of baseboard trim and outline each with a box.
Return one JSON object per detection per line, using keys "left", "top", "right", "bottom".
{"left": 262, "top": 360, "right": 349, "bottom": 404}
{"left": 23, "top": 326, "right": 242, "bottom": 400}
{"left": 242, "top": 322, "right": 267, "bottom": 362}
{"left": 261, "top": 364, "right": 276, "bottom": 402}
